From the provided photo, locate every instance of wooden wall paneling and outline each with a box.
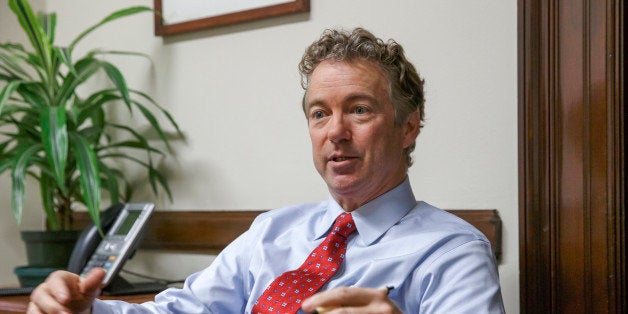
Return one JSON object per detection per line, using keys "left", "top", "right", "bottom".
{"left": 617, "top": 1, "right": 625, "bottom": 309}
{"left": 519, "top": 0, "right": 625, "bottom": 312}
{"left": 518, "top": 0, "right": 553, "bottom": 310}
{"left": 74, "top": 209, "right": 502, "bottom": 259}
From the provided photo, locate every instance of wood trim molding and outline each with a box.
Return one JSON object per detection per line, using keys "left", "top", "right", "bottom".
{"left": 74, "top": 209, "right": 502, "bottom": 260}
{"left": 518, "top": 0, "right": 625, "bottom": 312}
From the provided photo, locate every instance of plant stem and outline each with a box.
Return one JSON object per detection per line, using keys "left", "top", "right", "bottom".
{"left": 55, "top": 191, "right": 72, "bottom": 230}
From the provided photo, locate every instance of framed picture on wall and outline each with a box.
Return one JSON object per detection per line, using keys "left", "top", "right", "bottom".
{"left": 154, "top": 0, "right": 310, "bottom": 36}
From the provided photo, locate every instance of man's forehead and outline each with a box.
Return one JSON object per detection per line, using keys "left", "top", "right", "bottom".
{"left": 303, "top": 60, "right": 390, "bottom": 106}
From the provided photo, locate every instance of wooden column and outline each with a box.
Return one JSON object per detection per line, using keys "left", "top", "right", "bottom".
{"left": 518, "top": 0, "right": 625, "bottom": 312}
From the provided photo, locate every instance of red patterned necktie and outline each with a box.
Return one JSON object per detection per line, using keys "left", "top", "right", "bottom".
{"left": 252, "top": 212, "right": 356, "bottom": 314}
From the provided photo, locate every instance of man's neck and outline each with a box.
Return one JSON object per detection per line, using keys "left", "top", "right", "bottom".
{"left": 331, "top": 176, "right": 409, "bottom": 211}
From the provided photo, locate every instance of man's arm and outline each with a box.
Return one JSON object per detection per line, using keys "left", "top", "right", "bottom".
{"left": 28, "top": 268, "right": 105, "bottom": 314}
{"left": 418, "top": 240, "right": 504, "bottom": 313}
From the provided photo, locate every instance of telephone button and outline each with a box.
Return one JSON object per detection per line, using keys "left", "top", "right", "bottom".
{"left": 104, "top": 242, "right": 115, "bottom": 252}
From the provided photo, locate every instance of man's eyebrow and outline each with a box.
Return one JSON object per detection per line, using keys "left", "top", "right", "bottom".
{"left": 344, "top": 93, "right": 378, "bottom": 104}
{"left": 307, "top": 92, "right": 377, "bottom": 107}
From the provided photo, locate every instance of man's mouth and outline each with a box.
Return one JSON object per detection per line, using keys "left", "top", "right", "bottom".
{"left": 329, "top": 154, "right": 358, "bottom": 162}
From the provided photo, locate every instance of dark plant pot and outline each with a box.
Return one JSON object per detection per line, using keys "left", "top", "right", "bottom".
{"left": 13, "top": 266, "right": 62, "bottom": 287}
{"left": 20, "top": 230, "right": 80, "bottom": 267}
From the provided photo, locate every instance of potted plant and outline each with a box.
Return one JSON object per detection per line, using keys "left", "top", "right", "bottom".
{"left": 0, "top": 0, "right": 181, "bottom": 283}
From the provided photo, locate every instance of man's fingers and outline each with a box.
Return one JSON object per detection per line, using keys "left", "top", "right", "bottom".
{"left": 28, "top": 269, "right": 103, "bottom": 314}
{"left": 28, "top": 283, "right": 72, "bottom": 314}
{"left": 302, "top": 286, "right": 390, "bottom": 312}
{"left": 45, "top": 270, "right": 76, "bottom": 303}
{"left": 26, "top": 301, "right": 44, "bottom": 314}
{"left": 312, "top": 304, "right": 391, "bottom": 314}
{"left": 27, "top": 298, "right": 69, "bottom": 314}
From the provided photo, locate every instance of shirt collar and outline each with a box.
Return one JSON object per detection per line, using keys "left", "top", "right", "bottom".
{"left": 315, "top": 178, "right": 416, "bottom": 245}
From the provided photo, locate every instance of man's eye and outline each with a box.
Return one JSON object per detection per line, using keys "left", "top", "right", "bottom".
{"left": 312, "top": 111, "right": 325, "bottom": 119}
{"left": 354, "top": 106, "right": 368, "bottom": 114}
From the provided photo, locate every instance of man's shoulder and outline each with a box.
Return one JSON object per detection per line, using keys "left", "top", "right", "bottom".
{"left": 403, "top": 201, "right": 489, "bottom": 243}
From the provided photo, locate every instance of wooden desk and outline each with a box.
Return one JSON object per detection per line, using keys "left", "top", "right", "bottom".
{"left": 0, "top": 292, "right": 156, "bottom": 313}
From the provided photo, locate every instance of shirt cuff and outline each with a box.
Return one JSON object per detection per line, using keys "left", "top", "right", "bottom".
{"left": 92, "top": 299, "right": 114, "bottom": 314}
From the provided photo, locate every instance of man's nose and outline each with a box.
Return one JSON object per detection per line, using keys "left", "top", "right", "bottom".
{"left": 328, "top": 114, "right": 351, "bottom": 143}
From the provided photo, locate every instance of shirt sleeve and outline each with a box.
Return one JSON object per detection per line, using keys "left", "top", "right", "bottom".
{"left": 417, "top": 239, "right": 505, "bottom": 314}
{"left": 92, "top": 227, "right": 256, "bottom": 313}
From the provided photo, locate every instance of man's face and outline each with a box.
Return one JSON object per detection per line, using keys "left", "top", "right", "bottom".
{"left": 305, "top": 60, "right": 419, "bottom": 211}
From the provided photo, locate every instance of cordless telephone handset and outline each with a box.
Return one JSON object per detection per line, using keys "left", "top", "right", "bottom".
{"left": 80, "top": 203, "right": 155, "bottom": 286}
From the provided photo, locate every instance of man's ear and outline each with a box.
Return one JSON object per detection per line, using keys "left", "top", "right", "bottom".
{"left": 402, "top": 110, "right": 421, "bottom": 149}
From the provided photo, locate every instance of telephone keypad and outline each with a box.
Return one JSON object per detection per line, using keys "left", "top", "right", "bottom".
{"left": 81, "top": 253, "right": 118, "bottom": 276}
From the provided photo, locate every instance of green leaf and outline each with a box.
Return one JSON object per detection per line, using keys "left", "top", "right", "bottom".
{"left": 77, "top": 125, "right": 104, "bottom": 143}
{"left": 70, "top": 132, "right": 101, "bottom": 232}
{"left": 99, "top": 152, "right": 171, "bottom": 201}
{"left": 18, "top": 81, "right": 50, "bottom": 108}
{"left": 92, "top": 49, "right": 151, "bottom": 60}
{"left": 131, "top": 89, "right": 183, "bottom": 136}
{"left": 69, "top": 6, "right": 151, "bottom": 52}
{"left": 8, "top": 0, "right": 53, "bottom": 84}
{"left": 11, "top": 143, "right": 42, "bottom": 224}
{"left": 8, "top": 110, "right": 39, "bottom": 138}
{"left": 99, "top": 162, "right": 120, "bottom": 204}
{"left": 101, "top": 61, "right": 131, "bottom": 109}
{"left": 106, "top": 122, "right": 163, "bottom": 154}
{"left": 40, "top": 106, "right": 68, "bottom": 195}
{"left": 53, "top": 46, "right": 75, "bottom": 75}
{"left": 0, "top": 53, "right": 32, "bottom": 80}
{"left": 103, "top": 140, "right": 163, "bottom": 155}
{"left": 54, "top": 57, "right": 100, "bottom": 107}
{"left": 39, "top": 12, "right": 56, "bottom": 45}
{"left": 77, "top": 90, "right": 120, "bottom": 124}
{"left": 0, "top": 81, "right": 21, "bottom": 115}
{"left": 133, "top": 101, "right": 170, "bottom": 148}
{"left": 0, "top": 42, "right": 27, "bottom": 54}
{"left": 149, "top": 166, "right": 172, "bottom": 201}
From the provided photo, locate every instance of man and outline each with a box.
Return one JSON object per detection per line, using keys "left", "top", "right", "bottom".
{"left": 28, "top": 28, "right": 504, "bottom": 313}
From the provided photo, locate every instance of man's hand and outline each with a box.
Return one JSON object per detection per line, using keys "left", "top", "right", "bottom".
{"left": 301, "top": 286, "right": 402, "bottom": 313}
{"left": 27, "top": 268, "right": 105, "bottom": 314}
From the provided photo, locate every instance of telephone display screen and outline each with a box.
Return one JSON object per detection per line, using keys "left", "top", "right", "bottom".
{"left": 114, "top": 210, "right": 142, "bottom": 236}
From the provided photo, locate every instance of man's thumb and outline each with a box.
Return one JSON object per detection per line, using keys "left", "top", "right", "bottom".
{"left": 80, "top": 268, "right": 106, "bottom": 296}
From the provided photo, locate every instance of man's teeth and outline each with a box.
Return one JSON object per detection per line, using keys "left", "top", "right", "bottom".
{"left": 334, "top": 157, "right": 348, "bottom": 162}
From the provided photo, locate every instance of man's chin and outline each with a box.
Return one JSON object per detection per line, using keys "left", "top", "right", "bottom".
{"left": 325, "top": 176, "right": 363, "bottom": 195}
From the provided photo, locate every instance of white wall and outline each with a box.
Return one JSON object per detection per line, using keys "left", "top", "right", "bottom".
{"left": 0, "top": 0, "right": 519, "bottom": 312}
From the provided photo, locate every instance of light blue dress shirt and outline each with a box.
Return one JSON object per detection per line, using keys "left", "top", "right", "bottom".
{"left": 93, "top": 179, "right": 504, "bottom": 313}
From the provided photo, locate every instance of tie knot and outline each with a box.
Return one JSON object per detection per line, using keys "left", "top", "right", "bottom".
{"left": 332, "top": 213, "right": 356, "bottom": 238}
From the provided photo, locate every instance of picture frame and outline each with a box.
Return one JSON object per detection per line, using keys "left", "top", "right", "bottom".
{"left": 154, "top": 0, "right": 310, "bottom": 36}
